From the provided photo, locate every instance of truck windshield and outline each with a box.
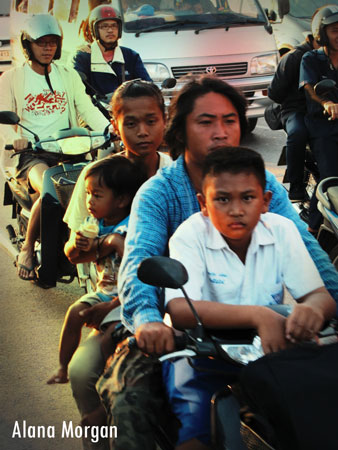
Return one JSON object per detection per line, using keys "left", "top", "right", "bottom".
{"left": 121, "top": 0, "right": 267, "bottom": 33}
{"left": 289, "top": 0, "right": 333, "bottom": 19}
{"left": 0, "top": 0, "right": 10, "bottom": 16}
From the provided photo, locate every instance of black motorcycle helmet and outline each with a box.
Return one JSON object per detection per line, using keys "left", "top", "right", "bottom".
{"left": 21, "top": 14, "right": 63, "bottom": 94}
{"left": 89, "top": 4, "right": 122, "bottom": 48}
{"left": 311, "top": 4, "right": 338, "bottom": 47}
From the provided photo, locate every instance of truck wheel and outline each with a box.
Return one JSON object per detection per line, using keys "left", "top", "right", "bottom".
{"left": 247, "top": 118, "right": 258, "bottom": 133}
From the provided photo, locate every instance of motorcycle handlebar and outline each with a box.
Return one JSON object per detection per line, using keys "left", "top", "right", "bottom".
{"left": 5, "top": 142, "right": 32, "bottom": 151}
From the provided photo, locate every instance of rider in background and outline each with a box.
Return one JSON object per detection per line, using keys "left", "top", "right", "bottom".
{"left": 268, "top": 33, "right": 320, "bottom": 203}
{"left": 299, "top": 4, "right": 338, "bottom": 234}
{"left": 0, "top": 14, "right": 109, "bottom": 281}
{"left": 73, "top": 4, "right": 151, "bottom": 98}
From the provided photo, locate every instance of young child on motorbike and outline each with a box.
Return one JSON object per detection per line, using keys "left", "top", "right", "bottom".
{"left": 163, "top": 146, "right": 336, "bottom": 449}
{"left": 48, "top": 156, "right": 145, "bottom": 385}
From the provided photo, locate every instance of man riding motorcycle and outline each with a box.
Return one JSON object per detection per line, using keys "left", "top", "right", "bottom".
{"left": 72, "top": 4, "right": 152, "bottom": 97}
{"left": 299, "top": 4, "right": 338, "bottom": 233}
{"left": 268, "top": 33, "right": 320, "bottom": 203}
{"left": 0, "top": 13, "right": 109, "bottom": 281}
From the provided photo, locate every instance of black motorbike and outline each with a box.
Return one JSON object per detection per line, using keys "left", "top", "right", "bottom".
{"left": 0, "top": 110, "right": 111, "bottom": 288}
{"left": 136, "top": 255, "right": 338, "bottom": 450}
{"left": 316, "top": 176, "right": 338, "bottom": 269}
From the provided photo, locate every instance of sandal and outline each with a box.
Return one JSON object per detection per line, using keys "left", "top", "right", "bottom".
{"left": 15, "top": 255, "right": 37, "bottom": 281}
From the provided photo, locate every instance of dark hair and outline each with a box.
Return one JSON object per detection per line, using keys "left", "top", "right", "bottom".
{"left": 85, "top": 155, "right": 146, "bottom": 209}
{"left": 165, "top": 75, "right": 248, "bottom": 160}
{"left": 202, "top": 146, "right": 266, "bottom": 191}
{"left": 111, "top": 80, "right": 165, "bottom": 118}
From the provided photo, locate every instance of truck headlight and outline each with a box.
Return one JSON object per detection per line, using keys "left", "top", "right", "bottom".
{"left": 250, "top": 53, "right": 278, "bottom": 75}
{"left": 144, "top": 63, "right": 171, "bottom": 82}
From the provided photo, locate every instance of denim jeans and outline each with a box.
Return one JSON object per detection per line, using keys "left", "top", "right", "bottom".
{"left": 285, "top": 112, "right": 309, "bottom": 190}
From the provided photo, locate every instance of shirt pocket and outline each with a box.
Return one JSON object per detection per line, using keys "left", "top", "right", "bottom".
{"left": 264, "top": 281, "right": 284, "bottom": 305}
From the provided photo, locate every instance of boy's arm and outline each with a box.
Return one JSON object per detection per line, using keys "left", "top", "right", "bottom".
{"left": 273, "top": 215, "right": 337, "bottom": 341}
{"left": 64, "top": 230, "right": 98, "bottom": 264}
{"left": 266, "top": 170, "right": 338, "bottom": 307}
{"left": 65, "top": 231, "right": 125, "bottom": 264}
{"left": 98, "top": 233, "right": 125, "bottom": 258}
{"left": 286, "top": 287, "right": 336, "bottom": 343}
{"left": 167, "top": 298, "right": 287, "bottom": 354}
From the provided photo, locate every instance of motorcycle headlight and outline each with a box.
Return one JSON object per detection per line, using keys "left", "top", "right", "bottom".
{"left": 250, "top": 53, "right": 278, "bottom": 75}
{"left": 58, "top": 136, "right": 91, "bottom": 155}
{"left": 144, "top": 63, "right": 171, "bottom": 82}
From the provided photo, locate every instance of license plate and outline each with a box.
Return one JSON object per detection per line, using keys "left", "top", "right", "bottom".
{"left": 0, "top": 50, "right": 11, "bottom": 61}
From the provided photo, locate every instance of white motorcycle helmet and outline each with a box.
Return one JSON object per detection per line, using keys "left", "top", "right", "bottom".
{"left": 311, "top": 4, "right": 338, "bottom": 46}
{"left": 21, "top": 14, "right": 63, "bottom": 61}
{"left": 20, "top": 14, "right": 63, "bottom": 94}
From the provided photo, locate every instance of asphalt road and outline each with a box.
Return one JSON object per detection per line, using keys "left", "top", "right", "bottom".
{"left": 0, "top": 118, "right": 287, "bottom": 450}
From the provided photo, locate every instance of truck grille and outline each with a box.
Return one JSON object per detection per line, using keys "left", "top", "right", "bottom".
{"left": 171, "top": 62, "right": 248, "bottom": 79}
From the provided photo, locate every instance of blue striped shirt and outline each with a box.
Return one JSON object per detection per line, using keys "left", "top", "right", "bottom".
{"left": 118, "top": 155, "right": 338, "bottom": 332}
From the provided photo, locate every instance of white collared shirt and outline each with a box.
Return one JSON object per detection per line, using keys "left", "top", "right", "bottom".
{"left": 90, "top": 41, "right": 125, "bottom": 77}
{"left": 165, "top": 212, "right": 324, "bottom": 307}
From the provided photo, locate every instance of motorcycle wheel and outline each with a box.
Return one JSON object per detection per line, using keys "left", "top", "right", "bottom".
{"left": 247, "top": 118, "right": 258, "bottom": 134}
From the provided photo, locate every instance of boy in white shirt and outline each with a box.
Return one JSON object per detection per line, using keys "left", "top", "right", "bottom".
{"left": 163, "top": 146, "right": 336, "bottom": 450}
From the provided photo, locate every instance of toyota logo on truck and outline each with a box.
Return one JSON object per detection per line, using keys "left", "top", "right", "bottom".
{"left": 206, "top": 66, "right": 217, "bottom": 74}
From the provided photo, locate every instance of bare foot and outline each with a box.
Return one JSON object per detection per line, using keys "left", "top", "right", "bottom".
{"left": 16, "top": 248, "right": 36, "bottom": 280}
{"left": 81, "top": 405, "right": 107, "bottom": 427}
{"left": 47, "top": 367, "right": 69, "bottom": 384}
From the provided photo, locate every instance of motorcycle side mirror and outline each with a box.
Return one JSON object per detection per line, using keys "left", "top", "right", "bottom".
{"left": 137, "top": 256, "right": 188, "bottom": 289}
{"left": 161, "top": 78, "right": 177, "bottom": 89}
{"left": 314, "top": 79, "right": 337, "bottom": 96}
{"left": 138, "top": 255, "right": 205, "bottom": 339}
{"left": 0, "top": 111, "right": 20, "bottom": 125}
{"left": 0, "top": 110, "right": 39, "bottom": 142}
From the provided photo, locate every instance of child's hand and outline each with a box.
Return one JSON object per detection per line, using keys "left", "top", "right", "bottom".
{"left": 255, "top": 307, "right": 287, "bottom": 354}
{"left": 102, "top": 233, "right": 125, "bottom": 258}
{"left": 74, "top": 231, "right": 95, "bottom": 252}
{"left": 285, "top": 303, "right": 324, "bottom": 343}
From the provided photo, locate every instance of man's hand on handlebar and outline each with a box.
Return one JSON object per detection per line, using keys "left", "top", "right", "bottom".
{"left": 135, "top": 322, "right": 175, "bottom": 355}
{"left": 13, "top": 138, "right": 29, "bottom": 151}
{"left": 323, "top": 101, "right": 338, "bottom": 120}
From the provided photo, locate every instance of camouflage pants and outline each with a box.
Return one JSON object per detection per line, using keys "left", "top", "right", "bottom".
{"left": 96, "top": 328, "right": 178, "bottom": 450}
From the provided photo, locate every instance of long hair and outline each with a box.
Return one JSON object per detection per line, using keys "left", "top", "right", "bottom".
{"left": 165, "top": 75, "right": 248, "bottom": 160}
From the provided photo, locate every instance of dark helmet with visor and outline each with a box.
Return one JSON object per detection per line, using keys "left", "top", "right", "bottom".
{"left": 89, "top": 5, "right": 122, "bottom": 41}
{"left": 21, "top": 14, "right": 63, "bottom": 61}
{"left": 312, "top": 4, "right": 338, "bottom": 46}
